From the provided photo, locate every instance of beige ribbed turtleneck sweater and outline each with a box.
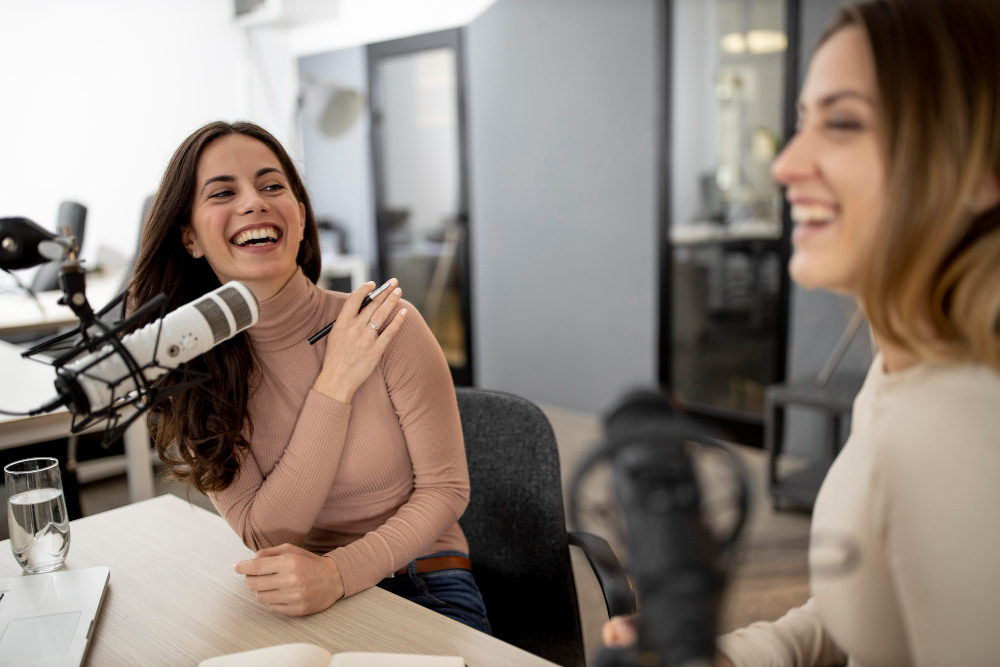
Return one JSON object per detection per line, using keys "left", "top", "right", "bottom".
{"left": 718, "top": 355, "right": 1000, "bottom": 666}
{"left": 208, "top": 268, "right": 470, "bottom": 597}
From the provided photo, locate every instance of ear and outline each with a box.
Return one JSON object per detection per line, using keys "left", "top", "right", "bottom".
{"left": 181, "top": 224, "right": 202, "bottom": 257}
{"left": 299, "top": 202, "right": 307, "bottom": 239}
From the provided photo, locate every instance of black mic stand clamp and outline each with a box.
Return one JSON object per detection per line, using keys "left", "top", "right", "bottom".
{"left": 56, "top": 259, "right": 96, "bottom": 331}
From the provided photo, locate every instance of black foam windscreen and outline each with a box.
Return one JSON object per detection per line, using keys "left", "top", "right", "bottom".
{"left": 194, "top": 299, "right": 232, "bottom": 343}
{"left": 217, "top": 286, "right": 254, "bottom": 331}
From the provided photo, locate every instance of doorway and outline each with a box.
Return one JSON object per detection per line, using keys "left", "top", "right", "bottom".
{"left": 368, "top": 29, "right": 474, "bottom": 386}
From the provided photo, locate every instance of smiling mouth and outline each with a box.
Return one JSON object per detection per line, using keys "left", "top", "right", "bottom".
{"left": 231, "top": 227, "right": 282, "bottom": 247}
{"left": 790, "top": 204, "right": 838, "bottom": 227}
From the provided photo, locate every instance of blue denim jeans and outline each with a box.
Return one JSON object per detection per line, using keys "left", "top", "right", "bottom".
{"left": 376, "top": 551, "right": 492, "bottom": 635}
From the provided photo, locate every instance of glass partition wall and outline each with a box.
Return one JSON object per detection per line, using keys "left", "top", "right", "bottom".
{"left": 667, "top": 0, "right": 791, "bottom": 442}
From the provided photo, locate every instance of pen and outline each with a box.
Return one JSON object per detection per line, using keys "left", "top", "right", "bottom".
{"left": 307, "top": 279, "right": 395, "bottom": 345}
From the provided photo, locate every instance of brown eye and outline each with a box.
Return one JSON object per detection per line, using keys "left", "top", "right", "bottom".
{"left": 827, "top": 119, "right": 863, "bottom": 131}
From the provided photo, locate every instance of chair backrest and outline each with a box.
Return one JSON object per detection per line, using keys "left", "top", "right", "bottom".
{"left": 118, "top": 194, "right": 155, "bottom": 295}
{"left": 31, "top": 201, "right": 87, "bottom": 292}
{"left": 456, "top": 387, "right": 585, "bottom": 667}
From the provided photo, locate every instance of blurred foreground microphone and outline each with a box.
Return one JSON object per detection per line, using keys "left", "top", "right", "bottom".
{"left": 54, "top": 281, "right": 259, "bottom": 418}
{"left": 570, "top": 390, "right": 750, "bottom": 667}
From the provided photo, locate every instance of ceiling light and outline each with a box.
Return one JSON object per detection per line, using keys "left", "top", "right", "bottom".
{"left": 720, "top": 32, "right": 747, "bottom": 54}
{"left": 747, "top": 30, "right": 787, "bottom": 54}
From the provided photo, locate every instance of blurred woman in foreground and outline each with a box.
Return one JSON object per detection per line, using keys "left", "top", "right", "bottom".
{"left": 607, "top": 1, "right": 1000, "bottom": 664}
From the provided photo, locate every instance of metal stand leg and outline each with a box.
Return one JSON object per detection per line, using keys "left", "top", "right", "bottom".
{"left": 123, "top": 418, "right": 155, "bottom": 503}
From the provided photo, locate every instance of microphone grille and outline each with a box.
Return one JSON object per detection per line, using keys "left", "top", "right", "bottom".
{"left": 217, "top": 286, "right": 254, "bottom": 331}
{"left": 194, "top": 299, "right": 232, "bottom": 344}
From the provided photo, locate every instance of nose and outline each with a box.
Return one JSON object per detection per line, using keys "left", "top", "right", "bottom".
{"left": 771, "top": 130, "right": 818, "bottom": 187}
{"left": 237, "top": 187, "right": 268, "bottom": 215}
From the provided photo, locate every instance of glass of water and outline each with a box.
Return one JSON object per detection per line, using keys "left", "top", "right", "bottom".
{"left": 5, "top": 458, "right": 71, "bottom": 573}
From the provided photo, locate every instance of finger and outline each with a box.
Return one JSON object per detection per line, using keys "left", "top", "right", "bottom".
{"left": 243, "top": 573, "right": 283, "bottom": 592}
{"left": 359, "top": 277, "right": 398, "bottom": 317}
{"left": 233, "top": 555, "right": 283, "bottom": 576}
{"left": 368, "top": 287, "right": 403, "bottom": 329}
{"left": 342, "top": 281, "right": 377, "bottom": 316}
{"left": 375, "top": 308, "right": 408, "bottom": 351}
{"left": 602, "top": 616, "right": 638, "bottom": 648}
{"left": 255, "top": 544, "right": 297, "bottom": 558}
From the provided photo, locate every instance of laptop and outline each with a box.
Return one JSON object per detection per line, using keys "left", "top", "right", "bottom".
{"left": 0, "top": 567, "right": 110, "bottom": 667}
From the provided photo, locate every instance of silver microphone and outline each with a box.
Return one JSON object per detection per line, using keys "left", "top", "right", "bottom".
{"left": 57, "top": 281, "right": 259, "bottom": 416}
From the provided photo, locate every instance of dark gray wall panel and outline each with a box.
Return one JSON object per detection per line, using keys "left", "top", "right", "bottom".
{"left": 465, "top": 0, "right": 659, "bottom": 413}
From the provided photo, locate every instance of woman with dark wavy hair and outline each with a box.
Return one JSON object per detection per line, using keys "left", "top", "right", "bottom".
{"left": 605, "top": 0, "right": 1000, "bottom": 664}
{"left": 128, "top": 121, "right": 489, "bottom": 632}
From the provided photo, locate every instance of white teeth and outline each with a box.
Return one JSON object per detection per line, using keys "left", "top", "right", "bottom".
{"left": 791, "top": 204, "right": 837, "bottom": 224}
{"left": 232, "top": 227, "right": 280, "bottom": 246}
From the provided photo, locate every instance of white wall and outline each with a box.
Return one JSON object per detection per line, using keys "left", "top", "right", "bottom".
{"left": 291, "top": 0, "right": 498, "bottom": 57}
{"left": 0, "top": 0, "right": 289, "bottom": 275}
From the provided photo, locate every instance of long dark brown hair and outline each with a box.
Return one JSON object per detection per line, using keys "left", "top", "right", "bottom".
{"left": 127, "top": 121, "right": 320, "bottom": 493}
{"left": 822, "top": 0, "right": 1000, "bottom": 371}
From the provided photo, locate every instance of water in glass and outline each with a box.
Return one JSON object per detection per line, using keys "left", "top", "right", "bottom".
{"left": 5, "top": 458, "right": 71, "bottom": 573}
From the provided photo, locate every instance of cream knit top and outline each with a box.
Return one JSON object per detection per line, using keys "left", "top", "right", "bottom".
{"left": 209, "top": 269, "right": 470, "bottom": 598}
{"left": 718, "top": 355, "right": 1000, "bottom": 666}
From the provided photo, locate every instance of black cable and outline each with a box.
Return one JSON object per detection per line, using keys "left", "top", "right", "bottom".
{"left": 1, "top": 267, "right": 44, "bottom": 314}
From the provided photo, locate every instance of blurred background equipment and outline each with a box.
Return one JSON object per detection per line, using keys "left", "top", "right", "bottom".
{"left": 31, "top": 202, "right": 87, "bottom": 294}
{"left": 571, "top": 389, "right": 751, "bottom": 667}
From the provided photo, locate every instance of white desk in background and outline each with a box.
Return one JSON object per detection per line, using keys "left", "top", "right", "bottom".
{"left": 0, "top": 339, "right": 155, "bottom": 502}
{"left": 320, "top": 254, "right": 369, "bottom": 291}
{"left": 670, "top": 219, "right": 782, "bottom": 246}
{"left": 0, "top": 270, "right": 125, "bottom": 338}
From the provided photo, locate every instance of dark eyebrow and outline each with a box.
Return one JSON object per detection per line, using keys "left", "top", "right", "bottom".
{"left": 200, "top": 167, "right": 285, "bottom": 195}
{"left": 255, "top": 167, "right": 283, "bottom": 179}
{"left": 200, "top": 174, "right": 234, "bottom": 195}
{"left": 798, "top": 89, "right": 876, "bottom": 114}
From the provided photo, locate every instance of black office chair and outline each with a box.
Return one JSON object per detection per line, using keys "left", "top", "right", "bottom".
{"left": 31, "top": 201, "right": 87, "bottom": 293}
{"left": 455, "top": 387, "right": 636, "bottom": 667}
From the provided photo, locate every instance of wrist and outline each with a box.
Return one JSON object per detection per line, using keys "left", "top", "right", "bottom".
{"left": 323, "top": 555, "right": 345, "bottom": 600}
{"left": 312, "top": 375, "right": 354, "bottom": 404}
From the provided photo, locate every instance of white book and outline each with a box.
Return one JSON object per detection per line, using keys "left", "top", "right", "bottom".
{"left": 198, "top": 643, "right": 466, "bottom": 667}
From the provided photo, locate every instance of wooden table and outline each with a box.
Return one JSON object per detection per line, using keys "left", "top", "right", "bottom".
{"left": 0, "top": 495, "right": 557, "bottom": 666}
{"left": 0, "top": 340, "right": 155, "bottom": 502}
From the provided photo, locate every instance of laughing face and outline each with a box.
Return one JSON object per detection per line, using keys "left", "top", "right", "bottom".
{"left": 183, "top": 134, "right": 307, "bottom": 300}
{"left": 772, "top": 27, "right": 885, "bottom": 294}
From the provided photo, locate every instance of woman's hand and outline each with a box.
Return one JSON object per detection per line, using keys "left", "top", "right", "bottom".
{"left": 602, "top": 615, "right": 736, "bottom": 667}
{"left": 312, "top": 279, "right": 407, "bottom": 404}
{"left": 234, "top": 543, "right": 345, "bottom": 616}
{"left": 603, "top": 614, "right": 639, "bottom": 648}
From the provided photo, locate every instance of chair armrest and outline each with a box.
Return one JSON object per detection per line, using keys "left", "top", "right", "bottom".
{"left": 568, "top": 531, "right": 637, "bottom": 618}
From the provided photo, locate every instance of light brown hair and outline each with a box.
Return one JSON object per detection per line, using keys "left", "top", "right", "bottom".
{"left": 127, "top": 121, "right": 321, "bottom": 493}
{"left": 823, "top": 0, "right": 1000, "bottom": 371}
